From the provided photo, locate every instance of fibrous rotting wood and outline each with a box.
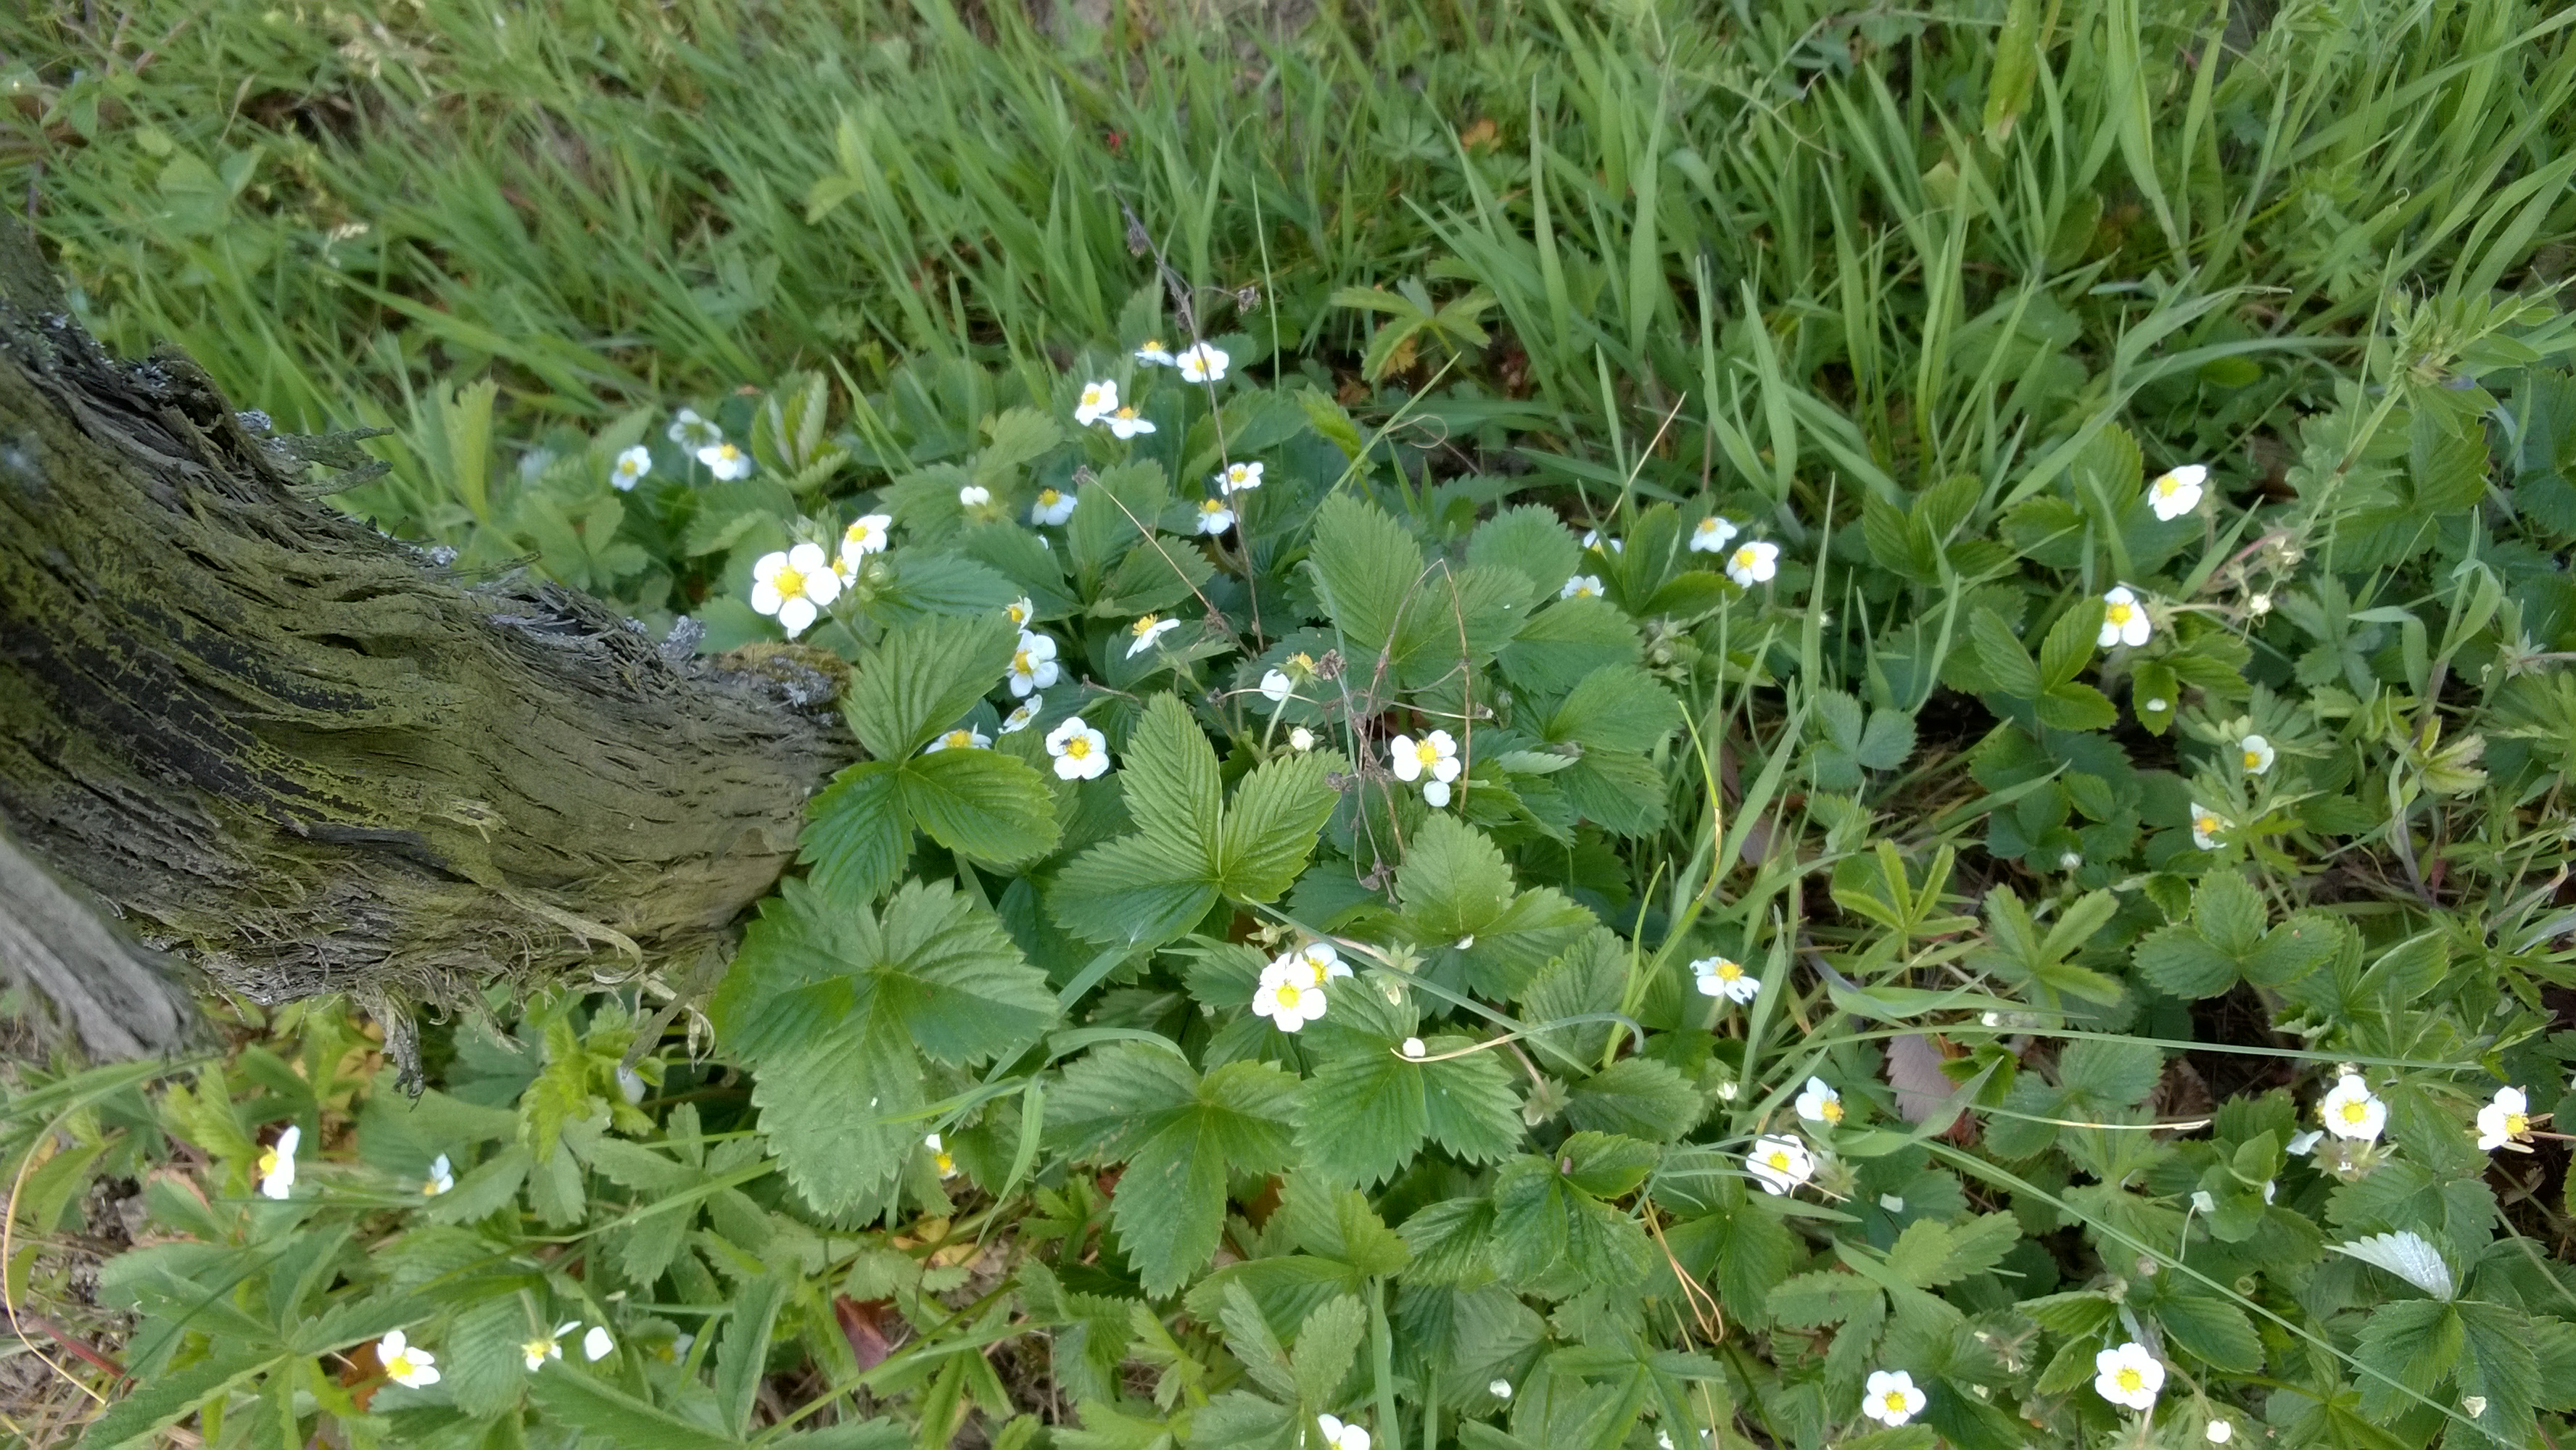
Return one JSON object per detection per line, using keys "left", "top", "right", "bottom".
{"left": 0, "top": 223, "right": 849, "bottom": 1071}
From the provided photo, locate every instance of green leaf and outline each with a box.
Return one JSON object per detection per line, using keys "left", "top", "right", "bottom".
{"left": 1289, "top": 1293, "right": 1369, "bottom": 1406}
{"left": 2456, "top": 1301, "right": 2540, "bottom": 1446}
{"left": 899, "top": 747, "right": 1061, "bottom": 866}
{"left": 841, "top": 614, "right": 1019, "bottom": 760}
{"left": 1883, "top": 1212, "right": 2020, "bottom": 1288}
{"left": 717, "top": 1272, "right": 788, "bottom": 1436}
{"left": 443, "top": 1291, "right": 529, "bottom": 1417}
{"left": 2034, "top": 681, "right": 2118, "bottom": 732}
{"left": 1969, "top": 608, "right": 2043, "bottom": 700}
{"left": 2193, "top": 871, "right": 2267, "bottom": 956}
{"left": 799, "top": 763, "right": 908, "bottom": 906}
{"left": 1298, "top": 1011, "right": 1522, "bottom": 1186}
{"left": 1545, "top": 666, "right": 1683, "bottom": 755}
{"left": 1048, "top": 1046, "right": 1301, "bottom": 1295}
{"left": 1564, "top": 1058, "right": 1704, "bottom": 1143}
{"left": 1213, "top": 753, "right": 1339, "bottom": 903}
{"left": 1311, "top": 494, "right": 1424, "bottom": 661}
{"left": 2152, "top": 1292, "right": 2263, "bottom": 1374}
{"left": 2132, "top": 923, "right": 2239, "bottom": 999}
{"left": 1469, "top": 505, "right": 1582, "bottom": 605}
{"left": 712, "top": 879, "right": 1055, "bottom": 1214}
{"left": 1490, "top": 1142, "right": 1658, "bottom": 1290}
{"left": 2037, "top": 599, "right": 2104, "bottom": 688}
{"left": 1395, "top": 815, "right": 1595, "bottom": 999}
{"left": 1498, "top": 599, "right": 1642, "bottom": 695}
{"left": 1121, "top": 694, "right": 1223, "bottom": 846}
{"left": 2057, "top": 1037, "right": 2161, "bottom": 1106}
{"left": 1049, "top": 831, "right": 1224, "bottom": 949}
{"left": 2353, "top": 1299, "right": 2462, "bottom": 1422}
{"left": 526, "top": 1367, "right": 748, "bottom": 1449}
{"left": 1767, "top": 1269, "right": 1883, "bottom": 1328}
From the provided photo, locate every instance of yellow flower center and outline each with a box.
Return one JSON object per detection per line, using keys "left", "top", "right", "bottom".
{"left": 1733, "top": 546, "right": 1759, "bottom": 569}
{"left": 1115, "top": 407, "right": 1138, "bottom": 420}
{"left": 1202, "top": 500, "right": 1226, "bottom": 515}
{"left": 524, "top": 1336, "right": 553, "bottom": 1361}
{"left": 1698, "top": 519, "right": 1720, "bottom": 534}
{"left": 1717, "top": 961, "right": 1742, "bottom": 981}
{"left": 2156, "top": 476, "right": 2179, "bottom": 495}
{"left": 943, "top": 730, "right": 973, "bottom": 749}
{"left": 1287, "top": 652, "right": 1314, "bottom": 674}
{"left": 1038, "top": 489, "right": 1061, "bottom": 506}
{"left": 1013, "top": 650, "right": 1034, "bottom": 674}
{"left": 1765, "top": 1151, "right": 1792, "bottom": 1171}
{"left": 1276, "top": 982, "right": 1303, "bottom": 1010}
{"left": 772, "top": 566, "right": 807, "bottom": 600}
{"left": 1131, "top": 616, "right": 1161, "bottom": 638}
{"left": 2108, "top": 602, "right": 2134, "bottom": 624}
{"left": 2116, "top": 1367, "right": 2144, "bottom": 1393}
{"left": 424, "top": 1176, "right": 445, "bottom": 1194}
{"left": 2197, "top": 814, "right": 2221, "bottom": 834}
{"left": 1008, "top": 602, "right": 1029, "bottom": 624}
{"left": 933, "top": 1151, "right": 955, "bottom": 1174}
{"left": 2340, "top": 1099, "right": 2369, "bottom": 1123}
{"left": 1820, "top": 1098, "right": 1844, "bottom": 1124}
{"left": 1142, "top": 339, "right": 1162, "bottom": 352}
{"left": 2243, "top": 749, "right": 2263, "bottom": 769}
{"left": 2507, "top": 1112, "right": 2530, "bottom": 1135}
{"left": 1413, "top": 740, "right": 1442, "bottom": 768}
{"left": 1064, "top": 736, "right": 1092, "bottom": 759}
{"left": 1883, "top": 1392, "right": 1908, "bottom": 1413}
{"left": 1082, "top": 386, "right": 1105, "bottom": 405}
{"left": 386, "top": 1352, "right": 416, "bottom": 1378}
{"left": 257, "top": 1148, "right": 279, "bottom": 1177}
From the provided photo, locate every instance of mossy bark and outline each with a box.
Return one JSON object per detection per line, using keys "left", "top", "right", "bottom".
{"left": 0, "top": 224, "right": 848, "bottom": 1065}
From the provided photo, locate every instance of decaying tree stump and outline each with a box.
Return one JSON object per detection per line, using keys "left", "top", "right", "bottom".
{"left": 0, "top": 222, "right": 849, "bottom": 1069}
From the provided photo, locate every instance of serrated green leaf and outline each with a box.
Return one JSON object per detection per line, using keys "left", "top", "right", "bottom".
{"left": 2152, "top": 1291, "right": 2263, "bottom": 1373}
{"left": 2038, "top": 599, "right": 2105, "bottom": 688}
{"left": 1049, "top": 830, "right": 1223, "bottom": 948}
{"left": 1048, "top": 1046, "right": 1300, "bottom": 1295}
{"left": 1545, "top": 666, "right": 1683, "bottom": 755}
{"left": 1969, "top": 608, "right": 2043, "bottom": 700}
{"left": 2034, "top": 680, "right": 2117, "bottom": 732}
{"left": 1498, "top": 598, "right": 1642, "bottom": 695}
{"left": 1214, "top": 753, "right": 1338, "bottom": 902}
{"left": 1396, "top": 815, "right": 1595, "bottom": 999}
{"left": 1490, "top": 1146, "right": 1657, "bottom": 1290}
{"left": 2133, "top": 922, "right": 2239, "bottom": 998}
{"left": 841, "top": 614, "right": 1019, "bottom": 760}
{"left": 2193, "top": 871, "right": 2267, "bottom": 957}
{"left": 1289, "top": 1293, "right": 1369, "bottom": 1406}
{"left": 899, "top": 747, "right": 1061, "bottom": 865}
{"left": 2057, "top": 1037, "right": 2161, "bottom": 1105}
{"left": 1564, "top": 1057, "right": 1704, "bottom": 1143}
{"left": 443, "top": 1291, "right": 529, "bottom": 1417}
{"left": 1767, "top": 1269, "right": 1883, "bottom": 1328}
{"left": 2353, "top": 1299, "right": 2461, "bottom": 1422}
{"left": 1120, "top": 693, "right": 1223, "bottom": 845}
{"left": 712, "top": 879, "right": 1054, "bottom": 1213}
{"left": 1312, "top": 494, "right": 1424, "bottom": 660}
{"left": 526, "top": 1367, "right": 747, "bottom": 1449}
{"left": 798, "top": 762, "right": 908, "bottom": 906}
{"left": 1469, "top": 505, "right": 1582, "bottom": 605}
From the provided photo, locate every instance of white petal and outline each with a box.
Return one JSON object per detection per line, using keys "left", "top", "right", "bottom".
{"left": 778, "top": 597, "right": 817, "bottom": 637}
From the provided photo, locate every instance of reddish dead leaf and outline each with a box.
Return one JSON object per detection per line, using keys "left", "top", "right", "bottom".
{"left": 833, "top": 1296, "right": 894, "bottom": 1371}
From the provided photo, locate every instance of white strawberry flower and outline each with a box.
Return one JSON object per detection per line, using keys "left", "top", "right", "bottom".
{"left": 697, "top": 442, "right": 753, "bottom": 481}
{"left": 2240, "top": 734, "right": 2276, "bottom": 776}
{"left": 423, "top": 1153, "right": 453, "bottom": 1197}
{"left": 1135, "top": 338, "right": 1175, "bottom": 366}
{"left": 378, "top": 1329, "right": 439, "bottom": 1388}
{"left": 609, "top": 446, "right": 652, "bottom": 491}
{"left": 751, "top": 544, "right": 842, "bottom": 638}
{"left": 257, "top": 1124, "right": 300, "bottom": 1200}
{"left": 582, "top": 1325, "right": 614, "bottom": 1362}
{"left": 1104, "top": 406, "right": 1156, "bottom": 439}
{"left": 523, "top": 1320, "right": 579, "bottom": 1372}
{"left": 1692, "top": 955, "right": 1759, "bottom": 1003}
{"left": 1269, "top": 941, "right": 1350, "bottom": 990}
{"left": 1045, "top": 716, "right": 1110, "bottom": 781}
{"left": 1862, "top": 1370, "right": 1926, "bottom": 1427}
{"left": 1126, "top": 614, "right": 1180, "bottom": 657}
{"left": 1000, "top": 697, "right": 1040, "bottom": 734}
{"left": 922, "top": 727, "right": 990, "bottom": 754}
{"left": 1288, "top": 726, "right": 1315, "bottom": 751}
{"left": 1074, "top": 379, "right": 1120, "bottom": 426}
{"left": 1745, "top": 1134, "right": 1815, "bottom": 1195}
{"left": 2189, "top": 802, "right": 2227, "bottom": 850}
{"left": 2319, "top": 1072, "right": 2385, "bottom": 1142}
{"left": 925, "top": 1132, "right": 957, "bottom": 1177}
{"left": 1389, "top": 730, "right": 1463, "bottom": 808}
{"left": 1688, "top": 515, "right": 1740, "bottom": 554}
{"left": 1562, "top": 574, "right": 1605, "bottom": 600}
{"left": 958, "top": 484, "right": 991, "bottom": 508}
{"left": 2148, "top": 463, "right": 2207, "bottom": 521}
{"left": 2092, "top": 1341, "right": 2164, "bottom": 1412}
{"left": 1007, "top": 631, "right": 1060, "bottom": 697}
{"left": 1175, "top": 341, "right": 1229, "bottom": 384}
{"left": 2475, "top": 1085, "right": 2532, "bottom": 1152}
{"left": 1253, "top": 965, "right": 1329, "bottom": 1032}
{"left": 1004, "top": 597, "right": 1034, "bottom": 628}
{"left": 1726, "top": 540, "right": 1780, "bottom": 587}
{"left": 667, "top": 408, "right": 721, "bottom": 449}
{"left": 841, "top": 513, "right": 893, "bottom": 566}
{"left": 1218, "top": 460, "right": 1263, "bottom": 493}
{"left": 1794, "top": 1076, "right": 1845, "bottom": 1127}
{"left": 1581, "top": 530, "right": 1623, "bottom": 553}
{"left": 1030, "top": 486, "right": 1078, "bottom": 526}
{"left": 1197, "top": 497, "right": 1235, "bottom": 535}
{"left": 1313, "top": 1414, "right": 1368, "bottom": 1450}
{"left": 2100, "top": 586, "right": 2153, "bottom": 647}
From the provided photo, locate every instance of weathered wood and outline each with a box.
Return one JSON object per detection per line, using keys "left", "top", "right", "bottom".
{"left": 0, "top": 222, "right": 849, "bottom": 1065}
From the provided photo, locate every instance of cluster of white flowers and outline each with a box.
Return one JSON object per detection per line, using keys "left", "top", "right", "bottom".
{"left": 1389, "top": 729, "right": 1462, "bottom": 807}
{"left": 1691, "top": 954, "right": 1759, "bottom": 1003}
{"left": 1744, "top": 1132, "right": 1815, "bottom": 1195}
{"left": 669, "top": 407, "right": 754, "bottom": 481}
{"left": 1255, "top": 942, "right": 1349, "bottom": 1032}
{"left": 1044, "top": 716, "right": 1110, "bottom": 781}
{"left": 1073, "top": 376, "right": 1160, "bottom": 439}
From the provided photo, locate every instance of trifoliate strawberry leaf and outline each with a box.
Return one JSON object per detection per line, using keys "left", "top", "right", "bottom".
{"left": 1497, "top": 597, "right": 1642, "bottom": 695}
{"left": 1050, "top": 695, "right": 1336, "bottom": 948}
{"left": 2133, "top": 870, "right": 2339, "bottom": 999}
{"left": 1046, "top": 1044, "right": 1300, "bottom": 1295}
{"left": 1295, "top": 986, "right": 1522, "bottom": 1185}
{"left": 800, "top": 762, "right": 907, "bottom": 906}
{"left": 711, "top": 878, "right": 1055, "bottom": 1214}
{"left": 899, "top": 747, "right": 1062, "bottom": 866}
{"left": 1563, "top": 1057, "right": 1704, "bottom": 1143}
{"left": 1490, "top": 1132, "right": 1659, "bottom": 1289}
